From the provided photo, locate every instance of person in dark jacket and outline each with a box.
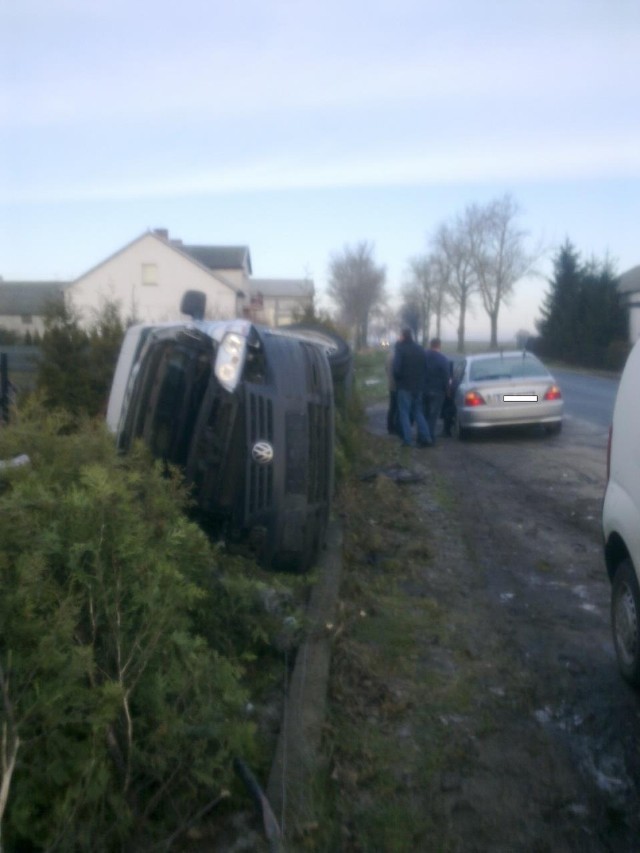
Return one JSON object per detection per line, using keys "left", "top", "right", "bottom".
{"left": 393, "top": 328, "right": 432, "bottom": 447}
{"left": 424, "top": 337, "right": 451, "bottom": 444}
{"left": 385, "top": 347, "right": 400, "bottom": 435}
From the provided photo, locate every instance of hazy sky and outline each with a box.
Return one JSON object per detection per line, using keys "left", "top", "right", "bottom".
{"left": 1, "top": 0, "right": 639, "bottom": 340}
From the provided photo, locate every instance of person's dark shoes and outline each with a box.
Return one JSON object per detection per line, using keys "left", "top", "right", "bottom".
{"left": 417, "top": 439, "right": 433, "bottom": 448}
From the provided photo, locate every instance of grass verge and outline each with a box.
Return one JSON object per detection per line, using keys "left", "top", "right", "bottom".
{"left": 295, "top": 418, "right": 459, "bottom": 851}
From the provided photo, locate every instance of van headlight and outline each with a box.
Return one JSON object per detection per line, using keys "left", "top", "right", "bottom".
{"left": 215, "top": 332, "right": 247, "bottom": 391}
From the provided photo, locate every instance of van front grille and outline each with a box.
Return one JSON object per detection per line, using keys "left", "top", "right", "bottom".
{"left": 249, "top": 392, "right": 274, "bottom": 443}
{"left": 247, "top": 392, "right": 274, "bottom": 515}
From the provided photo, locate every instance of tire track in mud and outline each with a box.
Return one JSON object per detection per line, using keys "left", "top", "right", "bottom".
{"left": 419, "top": 433, "right": 640, "bottom": 852}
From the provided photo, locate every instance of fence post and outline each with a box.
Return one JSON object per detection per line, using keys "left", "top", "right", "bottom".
{"left": 1, "top": 352, "right": 8, "bottom": 424}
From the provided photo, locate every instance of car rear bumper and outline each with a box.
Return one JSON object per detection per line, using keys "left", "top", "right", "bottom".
{"left": 459, "top": 400, "right": 564, "bottom": 428}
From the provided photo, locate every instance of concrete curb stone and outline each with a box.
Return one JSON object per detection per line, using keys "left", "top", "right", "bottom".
{"left": 266, "top": 519, "right": 343, "bottom": 847}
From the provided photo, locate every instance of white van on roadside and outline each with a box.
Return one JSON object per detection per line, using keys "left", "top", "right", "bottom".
{"left": 602, "top": 337, "right": 640, "bottom": 687}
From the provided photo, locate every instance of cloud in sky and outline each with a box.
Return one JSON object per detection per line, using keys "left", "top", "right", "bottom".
{"left": 4, "top": 26, "right": 637, "bottom": 127}
{"left": 4, "top": 134, "right": 640, "bottom": 205}
{"left": 2, "top": 0, "right": 639, "bottom": 202}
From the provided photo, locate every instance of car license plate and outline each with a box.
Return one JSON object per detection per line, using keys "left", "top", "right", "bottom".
{"left": 502, "top": 391, "right": 536, "bottom": 402}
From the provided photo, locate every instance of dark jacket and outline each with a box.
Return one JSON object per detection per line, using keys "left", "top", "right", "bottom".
{"left": 424, "top": 348, "right": 451, "bottom": 394}
{"left": 393, "top": 338, "right": 427, "bottom": 394}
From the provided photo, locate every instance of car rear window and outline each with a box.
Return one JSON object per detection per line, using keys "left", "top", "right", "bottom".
{"left": 469, "top": 355, "right": 549, "bottom": 381}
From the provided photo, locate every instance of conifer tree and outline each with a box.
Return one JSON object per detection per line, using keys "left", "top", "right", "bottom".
{"left": 537, "top": 240, "right": 582, "bottom": 360}
{"left": 537, "top": 241, "right": 627, "bottom": 366}
{"left": 36, "top": 299, "right": 125, "bottom": 417}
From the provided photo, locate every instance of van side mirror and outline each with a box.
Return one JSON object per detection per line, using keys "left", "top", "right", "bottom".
{"left": 180, "top": 290, "right": 207, "bottom": 320}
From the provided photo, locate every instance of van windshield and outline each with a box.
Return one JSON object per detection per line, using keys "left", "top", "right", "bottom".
{"left": 129, "top": 337, "right": 213, "bottom": 465}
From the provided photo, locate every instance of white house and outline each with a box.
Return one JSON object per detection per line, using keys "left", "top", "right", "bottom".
{"left": 66, "top": 229, "right": 249, "bottom": 325}
{"left": 618, "top": 266, "right": 640, "bottom": 343}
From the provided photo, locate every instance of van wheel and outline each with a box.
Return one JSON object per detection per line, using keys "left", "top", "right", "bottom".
{"left": 545, "top": 421, "right": 562, "bottom": 435}
{"left": 278, "top": 324, "right": 351, "bottom": 380}
{"left": 611, "top": 559, "right": 640, "bottom": 688}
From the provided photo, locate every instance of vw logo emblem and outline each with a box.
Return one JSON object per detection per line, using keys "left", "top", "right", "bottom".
{"left": 252, "top": 441, "right": 274, "bottom": 465}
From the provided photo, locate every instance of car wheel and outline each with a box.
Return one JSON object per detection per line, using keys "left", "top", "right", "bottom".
{"left": 545, "top": 421, "right": 562, "bottom": 435}
{"left": 611, "top": 558, "right": 640, "bottom": 688}
{"left": 453, "top": 413, "right": 468, "bottom": 441}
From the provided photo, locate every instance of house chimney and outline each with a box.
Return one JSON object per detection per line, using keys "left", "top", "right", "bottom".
{"left": 153, "top": 228, "right": 169, "bottom": 240}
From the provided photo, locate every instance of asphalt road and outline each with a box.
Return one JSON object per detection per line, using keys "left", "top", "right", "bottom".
{"left": 553, "top": 368, "right": 620, "bottom": 429}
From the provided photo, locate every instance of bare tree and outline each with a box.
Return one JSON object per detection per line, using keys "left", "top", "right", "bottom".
{"left": 327, "top": 241, "right": 386, "bottom": 349}
{"left": 368, "top": 301, "right": 396, "bottom": 345}
{"left": 432, "top": 221, "right": 477, "bottom": 353}
{"left": 401, "top": 251, "right": 455, "bottom": 345}
{"left": 428, "top": 249, "right": 454, "bottom": 340}
{"left": 464, "top": 194, "right": 537, "bottom": 348}
{"left": 401, "top": 255, "right": 433, "bottom": 344}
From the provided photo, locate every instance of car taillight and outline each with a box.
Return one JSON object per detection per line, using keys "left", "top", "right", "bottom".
{"left": 544, "top": 385, "right": 562, "bottom": 400}
{"left": 463, "top": 390, "right": 486, "bottom": 407}
{"left": 606, "top": 424, "right": 612, "bottom": 482}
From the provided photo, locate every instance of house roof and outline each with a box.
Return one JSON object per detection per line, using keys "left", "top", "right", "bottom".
{"left": 619, "top": 265, "right": 640, "bottom": 295}
{"left": 72, "top": 231, "right": 248, "bottom": 294}
{"left": 250, "top": 278, "right": 314, "bottom": 298}
{"left": 181, "top": 245, "right": 252, "bottom": 275}
{"left": 0, "top": 282, "right": 68, "bottom": 316}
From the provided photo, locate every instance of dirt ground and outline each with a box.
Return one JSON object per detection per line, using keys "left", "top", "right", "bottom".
{"left": 333, "top": 405, "right": 640, "bottom": 852}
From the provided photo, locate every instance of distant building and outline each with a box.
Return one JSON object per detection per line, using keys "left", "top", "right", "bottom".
{"left": 0, "top": 229, "right": 314, "bottom": 336}
{"left": 249, "top": 278, "right": 314, "bottom": 327}
{"left": 618, "top": 266, "right": 640, "bottom": 343}
{"left": 0, "top": 281, "right": 66, "bottom": 337}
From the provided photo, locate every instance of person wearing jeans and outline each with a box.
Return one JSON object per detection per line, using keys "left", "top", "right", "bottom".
{"left": 392, "top": 328, "right": 432, "bottom": 447}
{"left": 424, "top": 337, "right": 451, "bottom": 444}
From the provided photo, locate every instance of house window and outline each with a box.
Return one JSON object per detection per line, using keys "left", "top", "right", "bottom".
{"left": 142, "top": 263, "right": 158, "bottom": 286}
{"left": 21, "top": 314, "right": 33, "bottom": 325}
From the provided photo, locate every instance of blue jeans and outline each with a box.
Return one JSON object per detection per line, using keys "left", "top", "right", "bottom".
{"left": 425, "top": 391, "right": 446, "bottom": 444}
{"left": 397, "top": 389, "right": 432, "bottom": 446}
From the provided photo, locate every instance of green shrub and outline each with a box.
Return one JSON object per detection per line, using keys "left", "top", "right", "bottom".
{"left": 0, "top": 408, "right": 264, "bottom": 850}
{"left": 36, "top": 299, "right": 125, "bottom": 419}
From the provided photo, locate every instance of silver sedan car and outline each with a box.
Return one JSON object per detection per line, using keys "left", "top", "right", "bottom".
{"left": 452, "top": 351, "right": 564, "bottom": 439}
